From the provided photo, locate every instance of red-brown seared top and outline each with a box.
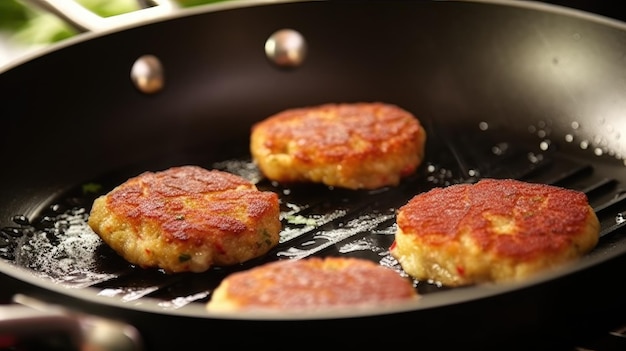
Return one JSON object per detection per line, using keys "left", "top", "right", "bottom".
{"left": 221, "top": 257, "right": 418, "bottom": 309}
{"left": 397, "top": 179, "right": 595, "bottom": 260}
{"left": 252, "top": 102, "right": 424, "bottom": 162}
{"left": 105, "top": 166, "right": 279, "bottom": 242}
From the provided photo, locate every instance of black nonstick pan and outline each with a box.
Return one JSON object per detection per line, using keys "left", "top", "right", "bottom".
{"left": 2, "top": 1, "right": 626, "bottom": 350}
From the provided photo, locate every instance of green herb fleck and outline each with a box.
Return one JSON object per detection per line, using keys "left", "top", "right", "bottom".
{"left": 285, "top": 214, "right": 317, "bottom": 226}
{"left": 257, "top": 229, "right": 274, "bottom": 248}
{"left": 82, "top": 182, "right": 102, "bottom": 195}
{"left": 178, "top": 253, "right": 191, "bottom": 262}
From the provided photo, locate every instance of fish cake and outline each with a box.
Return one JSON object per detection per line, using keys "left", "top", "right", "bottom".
{"left": 390, "top": 178, "right": 600, "bottom": 286}
{"left": 206, "top": 257, "right": 418, "bottom": 312}
{"left": 250, "top": 102, "right": 426, "bottom": 190}
{"left": 88, "top": 165, "right": 281, "bottom": 273}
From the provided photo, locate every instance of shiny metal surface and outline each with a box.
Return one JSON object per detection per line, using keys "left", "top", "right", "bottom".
{"left": 1, "top": 294, "right": 143, "bottom": 351}
{"left": 131, "top": 55, "right": 164, "bottom": 94}
{"left": 265, "top": 28, "right": 307, "bottom": 68}
{"left": 21, "top": 0, "right": 179, "bottom": 33}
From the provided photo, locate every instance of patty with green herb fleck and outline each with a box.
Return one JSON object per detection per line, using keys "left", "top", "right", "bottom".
{"left": 88, "top": 165, "right": 281, "bottom": 273}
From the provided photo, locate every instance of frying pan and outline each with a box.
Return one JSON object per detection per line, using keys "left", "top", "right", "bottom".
{"left": 2, "top": 0, "right": 626, "bottom": 349}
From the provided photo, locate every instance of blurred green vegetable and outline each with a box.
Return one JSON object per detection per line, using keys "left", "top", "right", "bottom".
{"left": 0, "top": 0, "right": 229, "bottom": 45}
{"left": 0, "top": 0, "right": 30, "bottom": 31}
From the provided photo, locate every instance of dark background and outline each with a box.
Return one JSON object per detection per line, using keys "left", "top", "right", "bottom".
{"left": 533, "top": 1, "right": 624, "bottom": 22}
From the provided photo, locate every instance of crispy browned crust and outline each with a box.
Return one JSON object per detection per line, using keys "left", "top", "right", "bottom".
{"left": 390, "top": 178, "right": 600, "bottom": 286}
{"left": 250, "top": 102, "right": 426, "bottom": 189}
{"left": 88, "top": 166, "right": 281, "bottom": 273}
{"left": 206, "top": 257, "right": 419, "bottom": 312}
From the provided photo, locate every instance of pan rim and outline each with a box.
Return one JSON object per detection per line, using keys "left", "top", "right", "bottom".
{"left": 0, "top": 245, "right": 621, "bottom": 321}
{"left": 2, "top": 0, "right": 626, "bottom": 75}
{"left": 2, "top": 0, "right": 626, "bottom": 322}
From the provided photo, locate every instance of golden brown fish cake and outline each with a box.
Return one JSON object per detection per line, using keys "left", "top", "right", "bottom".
{"left": 206, "top": 257, "right": 419, "bottom": 312}
{"left": 88, "top": 165, "right": 281, "bottom": 273}
{"left": 250, "top": 102, "right": 426, "bottom": 190}
{"left": 390, "top": 178, "right": 600, "bottom": 286}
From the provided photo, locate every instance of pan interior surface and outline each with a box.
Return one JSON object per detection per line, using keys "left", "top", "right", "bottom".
{"left": 1, "top": 0, "right": 626, "bottom": 325}
{"left": 2, "top": 121, "right": 626, "bottom": 320}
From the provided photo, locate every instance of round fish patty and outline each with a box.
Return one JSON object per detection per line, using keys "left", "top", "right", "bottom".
{"left": 390, "top": 178, "right": 600, "bottom": 286}
{"left": 88, "top": 165, "right": 281, "bottom": 273}
{"left": 250, "top": 102, "right": 427, "bottom": 190}
{"left": 206, "top": 257, "right": 419, "bottom": 312}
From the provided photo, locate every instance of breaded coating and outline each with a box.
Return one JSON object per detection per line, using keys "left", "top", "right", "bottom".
{"left": 88, "top": 165, "right": 281, "bottom": 273}
{"left": 250, "top": 102, "right": 426, "bottom": 190}
{"left": 206, "top": 257, "right": 418, "bottom": 312}
{"left": 391, "top": 178, "right": 600, "bottom": 286}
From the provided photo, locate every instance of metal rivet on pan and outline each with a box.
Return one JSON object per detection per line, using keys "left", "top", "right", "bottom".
{"left": 265, "top": 29, "right": 307, "bottom": 68}
{"left": 130, "top": 54, "right": 164, "bottom": 94}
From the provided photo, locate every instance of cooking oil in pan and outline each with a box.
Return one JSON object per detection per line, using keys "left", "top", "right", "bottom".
{"left": 1, "top": 206, "right": 120, "bottom": 288}
{"left": 3, "top": 121, "right": 626, "bottom": 306}
{"left": 616, "top": 212, "right": 626, "bottom": 225}
{"left": 276, "top": 210, "right": 396, "bottom": 260}
{"left": 0, "top": 128, "right": 532, "bottom": 295}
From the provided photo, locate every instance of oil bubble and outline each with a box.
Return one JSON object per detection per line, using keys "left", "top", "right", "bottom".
{"left": 580, "top": 140, "right": 589, "bottom": 150}
{"left": 528, "top": 152, "right": 544, "bottom": 164}
{"left": 491, "top": 142, "right": 509, "bottom": 156}
{"left": 616, "top": 212, "right": 625, "bottom": 225}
